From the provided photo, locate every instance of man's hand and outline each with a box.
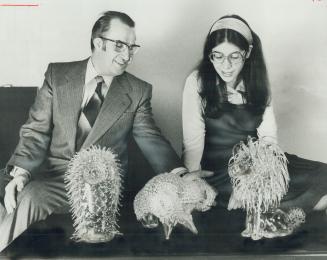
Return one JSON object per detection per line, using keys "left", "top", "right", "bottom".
{"left": 4, "top": 175, "right": 29, "bottom": 214}
{"left": 182, "top": 170, "right": 213, "bottom": 181}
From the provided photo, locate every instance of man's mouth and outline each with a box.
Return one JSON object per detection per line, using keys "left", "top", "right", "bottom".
{"left": 114, "top": 60, "right": 127, "bottom": 66}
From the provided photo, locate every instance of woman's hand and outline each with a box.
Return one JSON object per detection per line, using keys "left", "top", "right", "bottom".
{"left": 182, "top": 170, "right": 214, "bottom": 181}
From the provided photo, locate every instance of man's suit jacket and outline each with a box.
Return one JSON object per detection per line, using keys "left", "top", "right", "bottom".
{"left": 7, "top": 58, "right": 182, "bottom": 177}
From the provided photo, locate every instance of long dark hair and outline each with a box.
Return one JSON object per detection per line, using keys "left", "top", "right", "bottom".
{"left": 198, "top": 15, "right": 271, "bottom": 117}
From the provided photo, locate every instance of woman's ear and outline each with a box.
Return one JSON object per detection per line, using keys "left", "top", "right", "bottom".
{"left": 246, "top": 45, "right": 253, "bottom": 59}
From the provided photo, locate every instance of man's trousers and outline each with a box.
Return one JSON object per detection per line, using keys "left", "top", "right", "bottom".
{"left": 0, "top": 169, "right": 69, "bottom": 252}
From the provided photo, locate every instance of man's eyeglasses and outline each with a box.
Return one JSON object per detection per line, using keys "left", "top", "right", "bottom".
{"left": 209, "top": 51, "right": 246, "bottom": 65}
{"left": 99, "top": 36, "right": 140, "bottom": 55}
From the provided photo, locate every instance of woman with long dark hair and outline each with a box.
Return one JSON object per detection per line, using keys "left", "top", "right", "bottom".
{"left": 182, "top": 15, "right": 327, "bottom": 237}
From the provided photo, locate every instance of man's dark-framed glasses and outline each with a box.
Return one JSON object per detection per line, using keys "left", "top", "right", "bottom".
{"left": 99, "top": 36, "right": 140, "bottom": 55}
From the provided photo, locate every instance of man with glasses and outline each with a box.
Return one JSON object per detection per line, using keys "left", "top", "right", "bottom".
{"left": 0, "top": 11, "right": 188, "bottom": 251}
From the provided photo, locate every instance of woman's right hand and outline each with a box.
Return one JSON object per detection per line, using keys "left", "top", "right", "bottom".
{"left": 182, "top": 170, "right": 213, "bottom": 181}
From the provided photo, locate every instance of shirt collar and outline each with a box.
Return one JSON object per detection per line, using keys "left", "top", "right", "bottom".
{"left": 85, "top": 58, "right": 98, "bottom": 86}
{"left": 85, "top": 58, "right": 114, "bottom": 87}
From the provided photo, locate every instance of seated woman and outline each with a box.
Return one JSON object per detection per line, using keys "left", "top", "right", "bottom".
{"left": 182, "top": 14, "right": 327, "bottom": 237}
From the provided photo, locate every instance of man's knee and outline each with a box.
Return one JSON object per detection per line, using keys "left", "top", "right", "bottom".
{"left": 16, "top": 181, "right": 51, "bottom": 216}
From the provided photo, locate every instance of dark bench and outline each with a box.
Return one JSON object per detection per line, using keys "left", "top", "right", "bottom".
{"left": 1, "top": 87, "right": 327, "bottom": 259}
{"left": 0, "top": 87, "right": 159, "bottom": 256}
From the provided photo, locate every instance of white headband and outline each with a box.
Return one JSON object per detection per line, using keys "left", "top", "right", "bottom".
{"left": 209, "top": 17, "right": 253, "bottom": 45}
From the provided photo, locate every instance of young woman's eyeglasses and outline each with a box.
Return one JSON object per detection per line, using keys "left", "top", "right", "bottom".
{"left": 209, "top": 51, "right": 246, "bottom": 65}
{"left": 99, "top": 36, "right": 140, "bottom": 55}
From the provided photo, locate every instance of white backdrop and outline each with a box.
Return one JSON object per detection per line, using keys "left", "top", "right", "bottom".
{"left": 1, "top": 0, "right": 326, "bottom": 162}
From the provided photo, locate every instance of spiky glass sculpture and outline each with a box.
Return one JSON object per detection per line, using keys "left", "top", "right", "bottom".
{"left": 228, "top": 138, "right": 305, "bottom": 240}
{"left": 65, "top": 146, "right": 122, "bottom": 243}
{"left": 134, "top": 172, "right": 217, "bottom": 239}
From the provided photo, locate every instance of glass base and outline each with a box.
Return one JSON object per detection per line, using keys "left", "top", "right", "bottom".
{"left": 75, "top": 228, "right": 120, "bottom": 243}
{"left": 241, "top": 208, "right": 305, "bottom": 240}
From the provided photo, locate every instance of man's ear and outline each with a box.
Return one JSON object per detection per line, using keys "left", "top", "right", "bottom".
{"left": 93, "top": 38, "right": 103, "bottom": 50}
{"left": 246, "top": 45, "right": 253, "bottom": 59}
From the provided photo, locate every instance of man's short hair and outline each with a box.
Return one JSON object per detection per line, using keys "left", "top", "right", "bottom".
{"left": 91, "top": 11, "right": 135, "bottom": 51}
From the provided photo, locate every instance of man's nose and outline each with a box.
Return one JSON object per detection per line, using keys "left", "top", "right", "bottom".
{"left": 120, "top": 47, "right": 131, "bottom": 61}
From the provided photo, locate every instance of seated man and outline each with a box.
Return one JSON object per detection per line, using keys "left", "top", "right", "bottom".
{"left": 0, "top": 11, "right": 190, "bottom": 252}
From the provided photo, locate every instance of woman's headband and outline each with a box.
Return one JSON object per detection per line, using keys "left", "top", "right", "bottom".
{"left": 209, "top": 17, "right": 253, "bottom": 45}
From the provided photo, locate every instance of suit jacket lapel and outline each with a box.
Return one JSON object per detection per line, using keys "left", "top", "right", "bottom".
{"left": 57, "top": 59, "right": 87, "bottom": 148}
{"left": 82, "top": 73, "right": 132, "bottom": 148}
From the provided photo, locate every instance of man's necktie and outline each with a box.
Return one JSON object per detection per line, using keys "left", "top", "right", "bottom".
{"left": 75, "top": 76, "right": 105, "bottom": 151}
{"left": 83, "top": 76, "right": 105, "bottom": 126}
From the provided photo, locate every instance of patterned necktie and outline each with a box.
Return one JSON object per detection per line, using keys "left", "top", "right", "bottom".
{"left": 75, "top": 76, "right": 105, "bottom": 151}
